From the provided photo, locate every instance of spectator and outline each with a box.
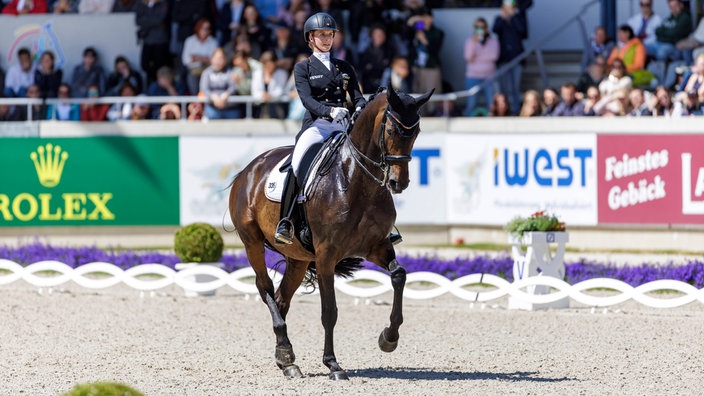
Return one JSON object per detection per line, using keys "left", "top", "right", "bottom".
{"left": 46, "top": 83, "right": 80, "bottom": 120}
{"left": 200, "top": 47, "right": 240, "bottom": 119}
{"left": 310, "top": 0, "right": 345, "bottom": 34}
{"left": 78, "top": 0, "right": 114, "bottom": 13}
{"left": 647, "top": 0, "right": 691, "bottom": 61}
{"left": 217, "top": 0, "right": 249, "bottom": 46}
{"left": 676, "top": 15, "right": 704, "bottom": 64}
{"left": 136, "top": 0, "right": 171, "bottom": 86}
{"left": 158, "top": 102, "right": 181, "bottom": 120}
{"left": 146, "top": 66, "right": 185, "bottom": 118}
{"left": 5, "top": 47, "right": 35, "bottom": 98}
{"left": 254, "top": 0, "right": 284, "bottom": 26}
{"left": 627, "top": 87, "right": 653, "bottom": 116}
{"left": 17, "top": 84, "right": 48, "bottom": 121}
{"left": 171, "top": 0, "right": 213, "bottom": 62}
{"left": 582, "top": 26, "right": 614, "bottom": 72}
{"left": 649, "top": 84, "right": 684, "bottom": 116}
{"left": 79, "top": 84, "right": 109, "bottom": 121}
{"left": 576, "top": 55, "right": 607, "bottom": 94}
{"left": 182, "top": 18, "right": 219, "bottom": 95}
{"left": 380, "top": 55, "right": 413, "bottom": 94}
{"left": 105, "top": 56, "right": 144, "bottom": 96}
{"left": 271, "top": 21, "right": 299, "bottom": 72}
{"left": 275, "top": 0, "right": 309, "bottom": 28}
{"left": 463, "top": 16, "right": 499, "bottom": 117}
{"left": 0, "top": 93, "right": 21, "bottom": 121}
{"left": 52, "top": 0, "right": 79, "bottom": 13}
{"left": 187, "top": 101, "right": 204, "bottom": 120}
{"left": 599, "top": 58, "right": 633, "bottom": 99}
{"left": 551, "top": 82, "right": 585, "bottom": 116}
{"left": 107, "top": 82, "right": 139, "bottom": 121}
{"left": 240, "top": 4, "right": 273, "bottom": 60}
{"left": 112, "top": 0, "right": 137, "bottom": 12}
{"left": 130, "top": 95, "right": 152, "bottom": 120}
{"left": 407, "top": 7, "right": 444, "bottom": 115}
{"left": 582, "top": 85, "right": 601, "bottom": 116}
{"left": 608, "top": 25, "right": 652, "bottom": 87}
{"left": 492, "top": 0, "right": 528, "bottom": 113}
{"left": 34, "top": 51, "right": 63, "bottom": 99}
{"left": 252, "top": 50, "right": 289, "bottom": 119}
{"left": 627, "top": 0, "right": 661, "bottom": 50}
{"left": 71, "top": 47, "right": 106, "bottom": 98}
{"left": 488, "top": 91, "right": 511, "bottom": 117}
{"left": 518, "top": 89, "right": 542, "bottom": 117}
{"left": 290, "top": 8, "right": 311, "bottom": 57}
{"left": 348, "top": 0, "right": 386, "bottom": 54}
{"left": 679, "top": 53, "right": 704, "bottom": 98}
{"left": 331, "top": 29, "right": 354, "bottom": 65}
{"left": 593, "top": 87, "right": 631, "bottom": 117}
{"left": 359, "top": 24, "right": 395, "bottom": 93}
{"left": 2, "top": 0, "right": 48, "bottom": 14}
{"left": 542, "top": 87, "right": 559, "bottom": 115}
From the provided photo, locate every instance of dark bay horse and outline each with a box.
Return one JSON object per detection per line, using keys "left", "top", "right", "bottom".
{"left": 228, "top": 86, "right": 433, "bottom": 380}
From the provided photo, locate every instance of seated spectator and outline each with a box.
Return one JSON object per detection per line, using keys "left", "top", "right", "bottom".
{"left": 0, "top": 93, "right": 21, "bottom": 121}
{"left": 489, "top": 92, "right": 511, "bottom": 117}
{"left": 271, "top": 22, "right": 299, "bottom": 72}
{"left": 200, "top": 47, "right": 240, "bottom": 119}
{"left": 80, "top": 84, "right": 109, "bottom": 121}
{"left": 551, "top": 83, "right": 585, "bottom": 116}
{"left": 649, "top": 84, "right": 684, "bottom": 116}
{"left": 647, "top": 0, "right": 691, "bottom": 61}
{"left": 627, "top": 0, "right": 661, "bottom": 50}
{"left": 146, "top": 66, "right": 185, "bottom": 119}
{"left": 678, "top": 53, "right": 704, "bottom": 100}
{"left": 16, "top": 84, "right": 48, "bottom": 121}
{"left": 252, "top": 51, "right": 289, "bottom": 119}
{"left": 52, "top": 0, "right": 79, "bottom": 13}
{"left": 231, "top": 49, "right": 261, "bottom": 116}
{"left": 359, "top": 24, "right": 395, "bottom": 93}
{"left": 107, "top": 82, "right": 138, "bottom": 121}
{"left": 187, "top": 101, "right": 204, "bottom": 120}
{"left": 673, "top": 88, "right": 703, "bottom": 115}
{"left": 171, "top": 0, "right": 212, "bottom": 61}
{"left": 542, "top": 87, "right": 560, "bottom": 115}
{"left": 78, "top": 0, "right": 113, "bottom": 13}
{"left": 130, "top": 95, "right": 152, "bottom": 120}
{"left": 240, "top": 4, "right": 273, "bottom": 60}
{"left": 5, "top": 47, "right": 35, "bottom": 98}
{"left": 380, "top": 56, "right": 413, "bottom": 94}
{"left": 582, "top": 26, "right": 614, "bottom": 72}
{"left": 582, "top": 85, "right": 602, "bottom": 116}
{"left": 106, "top": 56, "right": 144, "bottom": 96}
{"left": 159, "top": 102, "right": 181, "bottom": 120}
{"left": 2, "top": 0, "right": 48, "bottom": 14}
{"left": 599, "top": 59, "right": 633, "bottom": 99}
{"left": 608, "top": 25, "right": 652, "bottom": 87}
{"left": 593, "top": 87, "right": 632, "bottom": 117}
{"left": 46, "top": 83, "right": 80, "bottom": 120}
{"left": 576, "top": 55, "right": 607, "bottom": 94}
{"left": 518, "top": 89, "right": 543, "bottom": 117}
{"left": 463, "top": 16, "right": 499, "bottom": 117}
{"left": 675, "top": 15, "right": 704, "bottom": 63}
{"left": 34, "top": 51, "right": 63, "bottom": 99}
{"left": 71, "top": 47, "right": 106, "bottom": 97}
{"left": 182, "top": 18, "right": 218, "bottom": 95}
{"left": 112, "top": 0, "right": 136, "bottom": 12}
{"left": 628, "top": 88, "right": 653, "bottom": 116}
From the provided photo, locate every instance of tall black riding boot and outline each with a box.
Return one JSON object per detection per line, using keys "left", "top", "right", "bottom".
{"left": 274, "top": 169, "right": 298, "bottom": 245}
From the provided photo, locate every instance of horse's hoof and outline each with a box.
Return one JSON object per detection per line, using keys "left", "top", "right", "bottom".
{"left": 329, "top": 370, "right": 349, "bottom": 380}
{"left": 282, "top": 364, "right": 303, "bottom": 378}
{"left": 275, "top": 346, "right": 296, "bottom": 367}
{"left": 378, "top": 328, "right": 398, "bottom": 353}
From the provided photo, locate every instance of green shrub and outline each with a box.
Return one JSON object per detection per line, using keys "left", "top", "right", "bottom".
{"left": 63, "top": 382, "right": 144, "bottom": 396}
{"left": 174, "top": 222, "right": 224, "bottom": 263}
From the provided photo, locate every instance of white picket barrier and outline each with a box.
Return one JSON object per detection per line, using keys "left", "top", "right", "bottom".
{"left": 1, "top": 259, "right": 703, "bottom": 308}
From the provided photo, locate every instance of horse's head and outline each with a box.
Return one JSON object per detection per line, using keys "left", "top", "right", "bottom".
{"left": 378, "top": 84, "right": 433, "bottom": 193}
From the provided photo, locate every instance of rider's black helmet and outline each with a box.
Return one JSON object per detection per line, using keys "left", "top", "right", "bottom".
{"left": 303, "top": 12, "right": 338, "bottom": 41}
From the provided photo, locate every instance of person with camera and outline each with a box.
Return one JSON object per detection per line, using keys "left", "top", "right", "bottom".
{"left": 405, "top": 7, "right": 444, "bottom": 116}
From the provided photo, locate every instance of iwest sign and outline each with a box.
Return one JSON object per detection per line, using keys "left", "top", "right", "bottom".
{"left": 0, "top": 137, "right": 179, "bottom": 226}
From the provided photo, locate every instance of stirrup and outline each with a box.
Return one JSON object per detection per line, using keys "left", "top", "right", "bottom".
{"left": 274, "top": 218, "right": 294, "bottom": 245}
{"left": 389, "top": 233, "right": 402, "bottom": 245}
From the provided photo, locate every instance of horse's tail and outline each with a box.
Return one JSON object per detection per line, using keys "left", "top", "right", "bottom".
{"left": 301, "top": 258, "right": 364, "bottom": 291}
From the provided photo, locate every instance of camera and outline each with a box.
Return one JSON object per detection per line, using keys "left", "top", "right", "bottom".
{"left": 414, "top": 21, "right": 425, "bottom": 30}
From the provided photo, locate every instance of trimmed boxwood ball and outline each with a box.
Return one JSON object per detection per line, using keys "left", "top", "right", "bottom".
{"left": 174, "top": 222, "right": 224, "bottom": 263}
{"left": 63, "top": 382, "right": 144, "bottom": 396}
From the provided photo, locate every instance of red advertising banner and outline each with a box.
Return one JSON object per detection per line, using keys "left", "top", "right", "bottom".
{"left": 598, "top": 134, "right": 704, "bottom": 225}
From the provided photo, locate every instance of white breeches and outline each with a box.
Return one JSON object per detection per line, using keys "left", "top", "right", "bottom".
{"left": 291, "top": 117, "right": 346, "bottom": 177}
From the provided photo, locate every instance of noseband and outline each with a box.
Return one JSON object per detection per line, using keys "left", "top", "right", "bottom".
{"left": 346, "top": 104, "right": 420, "bottom": 187}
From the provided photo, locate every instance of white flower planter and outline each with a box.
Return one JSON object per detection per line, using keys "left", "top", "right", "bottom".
{"left": 507, "top": 231, "right": 570, "bottom": 310}
{"left": 175, "top": 262, "right": 224, "bottom": 297}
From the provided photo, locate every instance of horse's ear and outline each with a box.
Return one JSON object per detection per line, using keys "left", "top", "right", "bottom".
{"left": 386, "top": 83, "right": 402, "bottom": 110}
{"left": 415, "top": 88, "right": 435, "bottom": 108}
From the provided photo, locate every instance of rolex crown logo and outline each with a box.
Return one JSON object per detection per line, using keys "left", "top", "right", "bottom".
{"left": 30, "top": 143, "right": 69, "bottom": 188}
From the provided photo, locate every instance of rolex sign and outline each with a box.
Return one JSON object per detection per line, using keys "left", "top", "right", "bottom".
{"left": 0, "top": 137, "right": 179, "bottom": 226}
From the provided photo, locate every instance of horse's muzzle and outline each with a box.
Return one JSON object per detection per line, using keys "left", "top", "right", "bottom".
{"left": 388, "top": 178, "right": 409, "bottom": 194}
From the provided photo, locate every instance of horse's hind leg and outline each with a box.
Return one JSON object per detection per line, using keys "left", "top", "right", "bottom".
{"left": 367, "top": 242, "right": 406, "bottom": 353}
{"left": 242, "top": 238, "right": 303, "bottom": 378}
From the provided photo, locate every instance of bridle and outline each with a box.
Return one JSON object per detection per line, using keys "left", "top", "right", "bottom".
{"left": 346, "top": 103, "right": 420, "bottom": 187}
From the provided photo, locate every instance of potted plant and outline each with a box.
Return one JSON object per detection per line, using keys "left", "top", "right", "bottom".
{"left": 174, "top": 222, "right": 225, "bottom": 297}
{"left": 504, "top": 211, "right": 569, "bottom": 310}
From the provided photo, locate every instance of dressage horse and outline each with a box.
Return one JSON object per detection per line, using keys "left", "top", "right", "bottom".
{"left": 228, "top": 85, "right": 433, "bottom": 380}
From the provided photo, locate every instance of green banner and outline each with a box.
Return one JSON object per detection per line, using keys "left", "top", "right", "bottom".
{"left": 0, "top": 137, "right": 179, "bottom": 226}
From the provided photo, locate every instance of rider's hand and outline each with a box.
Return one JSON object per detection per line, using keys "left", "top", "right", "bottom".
{"left": 330, "top": 107, "right": 349, "bottom": 121}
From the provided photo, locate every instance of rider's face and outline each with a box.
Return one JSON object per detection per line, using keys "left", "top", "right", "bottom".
{"left": 311, "top": 30, "right": 334, "bottom": 52}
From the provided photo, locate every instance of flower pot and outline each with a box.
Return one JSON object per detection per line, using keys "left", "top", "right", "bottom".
{"left": 175, "top": 262, "right": 224, "bottom": 297}
{"left": 507, "top": 231, "right": 570, "bottom": 310}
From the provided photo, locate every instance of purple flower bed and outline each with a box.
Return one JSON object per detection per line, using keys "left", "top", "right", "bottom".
{"left": 1, "top": 242, "right": 703, "bottom": 288}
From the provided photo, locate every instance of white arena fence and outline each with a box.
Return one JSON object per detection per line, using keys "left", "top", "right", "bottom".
{"left": 1, "top": 260, "right": 703, "bottom": 309}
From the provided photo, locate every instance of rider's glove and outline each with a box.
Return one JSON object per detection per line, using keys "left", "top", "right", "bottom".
{"left": 330, "top": 107, "right": 349, "bottom": 121}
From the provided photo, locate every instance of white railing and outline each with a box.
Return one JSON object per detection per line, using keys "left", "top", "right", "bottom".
{"left": 1, "top": 259, "right": 703, "bottom": 309}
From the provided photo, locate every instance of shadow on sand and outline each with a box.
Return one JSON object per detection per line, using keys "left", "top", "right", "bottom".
{"left": 346, "top": 367, "right": 575, "bottom": 382}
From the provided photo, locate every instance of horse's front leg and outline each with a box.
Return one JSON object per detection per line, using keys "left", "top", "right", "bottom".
{"left": 316, "top": 262, "right": 348, "bottom": 380}
{"left": 368, "top": 241, "right": 406, "bottom": 352}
